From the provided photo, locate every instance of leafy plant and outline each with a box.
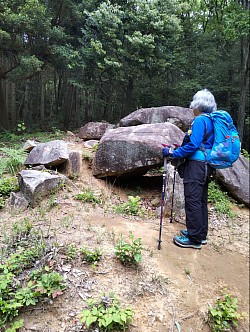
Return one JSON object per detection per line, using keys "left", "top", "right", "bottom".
{"left": 66, "top": 243, "right": 78, "bottom": 261}
{"left": 92, "top": 143, "right": 99, "bottom": 152}
{"left": 52, "top": 127, "right": 65, "bottom": 136}
{"left": 114, "top": 196, "right": 145, "bottom": 216}
{"left": 4, "top": 245, "right": 45, "bottom": 274}
{"left": 5, "top": 319, "right": 24, "bottom": 332}
{"left": 0, "top": 226, "right": 50, "bottom": 326}
{"left": 241, "top": 149, "right": 250, "bottom": 160}
{"left": 75, "top": 188, "right": 102, "bottom": 204}
{"left": 8, "top": 219, "right": 33, "bottom": 246}
{"left": 0, "top": 196, "right": 5, "bottom": 208}
{"left": 0, "top": 147, "right": 26, "bottom": 175}
{"left": 82, "top": 151, "right": 92, "bottom": 161}
{"left": 208, "top": 289, "right": 244, "bottom": 332}
{"left": 208, "top": 181, "right": 237, "bottom": 217}
{"left": 16, "top": 122, "right": 26, "bottom": 133}
{"left": 0, "top": 176, "right": 19, "bottom": 208}
{"left": 0, "top": 176, "right": 18, "bottom": 196}
{"left": 80, "top": 246, "right": 102, "bottom": 263}
{"left": 30, "top": 269, "right": 66, "bottom": 298}
{"left": 115, "top": 231, "right": 143, "bottom": 266}
{"left": 0, "top": 264, "right": 66, "bottom": 328}
{"left": 79, "top": 293, "right": 133, "bottom": 331}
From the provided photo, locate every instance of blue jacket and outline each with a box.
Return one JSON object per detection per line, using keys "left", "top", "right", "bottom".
{"left": 173, "top": 113, "right": 214, "bottom": 160}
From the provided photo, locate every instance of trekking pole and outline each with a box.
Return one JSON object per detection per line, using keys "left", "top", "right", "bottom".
{"left": 169, "top": 144, "right": 179, "bottom": 223}
{"left": 158, "top": 145, "right": 170, "bottom": 250}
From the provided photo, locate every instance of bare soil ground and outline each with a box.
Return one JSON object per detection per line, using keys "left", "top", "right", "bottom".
{"left": 0, "top": 150, "right": 249, "bottom": 332}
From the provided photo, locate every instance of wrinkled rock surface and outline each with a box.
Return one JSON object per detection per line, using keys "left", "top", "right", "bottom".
{"left": 18, "top": 169, "right": 67, "bottom": 207}
{"left": 78, "top": 122, "right": 114, "bottom": 140}
{"left": 24, "top": 140, "right": 69, "bottom": 167}
{"left": 119, "top": 106, "right": 193, "bottom": 132}
{"left": 93, "top": 123, "right": 184, "bottom": 178}
{"left": 9, "top": 191, "right": 29, "bottom": 210}
{"left": 217, "top": 155, "right": 250, "bottom": 207}
{"left": 163, "top": 164, "right": 185, "bottom": 222}
{"left": 59, "top": 150, "right": 82, "bottom": 178}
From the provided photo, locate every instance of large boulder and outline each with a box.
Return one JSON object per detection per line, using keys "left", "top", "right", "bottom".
{"left": 18, "top": 169, "right": 67, "bottom": 207}
{"left": 78, "top": 122, "right": 115, "bottom": 140}
{"left": 119, "top": 106, "right": 193, "bottom": 132}
{"left": 24, "top": 140, "right": 69, "bottom": 167}
{"left": 93, "top": 123, "right": 184, "bottom": 178}
{"left": 217, "top": 155, "right": 250, "bottom": 207}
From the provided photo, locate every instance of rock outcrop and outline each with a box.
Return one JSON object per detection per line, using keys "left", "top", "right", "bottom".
{"left": 18, "top": 169, "right": 67, "bottom": 207}
{"left": 78, "top": 122, "right": 114, "bottom": 140}
{"left": 24, "top": 140, "right": 69, "bottom": 167}
{"left": 119, "top": 106, "right": 193, "bottom": 132}
{"left": 93, "top": 122, "right": 184, "bottom": 178}
{"left": 217, "top": 155, "right": 250, "bottom": 207}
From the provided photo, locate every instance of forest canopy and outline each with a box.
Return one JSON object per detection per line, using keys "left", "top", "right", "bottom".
{"left": 0, "top": 0, "right": 249, "bottom": 149}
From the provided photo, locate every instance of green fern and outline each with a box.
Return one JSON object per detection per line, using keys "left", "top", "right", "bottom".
{"left": 0, "top": 148, "right": 26, "bottom": 175}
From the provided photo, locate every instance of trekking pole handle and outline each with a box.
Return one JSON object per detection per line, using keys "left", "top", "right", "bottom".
{"left": 162, "top": 143, "right": 173, "bottom": 154}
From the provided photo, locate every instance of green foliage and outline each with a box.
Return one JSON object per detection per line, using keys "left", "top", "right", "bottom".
{"left": 4, "top": 240, "right": 46, "bottom": 274}
{"left": 208, "top": 289, "right": 244, "bottom": 332}
{"left": 75, "top": 188, "right": 102, "bottom": 204}
{"left": 0, "top": 264, "right": 66, "bottom": 327}
{"left": 82, "top": 151, "right": 92, "bottom": 161}
{"left": 16, "top": 122, "right": 26, "bottom": 133}
{"left": 5, "top": 319, "right": 24, "bottom": 332}
{"left": 115, "top": 231, "right": 143, "bottom": 266}
{"left": 208, "top": 182, "right": 237, "bottom": 217}
{"left": 80, "top": 247, "right": 102, "bottom": 263}
{"left": 79, "top": 293, "right": 133, "bottom": 331}
{"left": 113, "top": 196, "right": 144, "bottom": 216}
{"left": 0, "top": 221, "right": 66, "bottom": 328}
{"left": 65, "top": 243, "right": 78, "bottom": 261}
{"left": 0, "top": 197, "right": 5, "bottom": 209}
{"left": 0, "top": 147, "right": 26, "bottom": 175}
{"left": 241, "top": 149, "right": 250, "bottom": 160}
{"left": 0, "top": 176, "right": 19, "bottom": 209}
{"left": 29, "top": 268, "right": 66, "bottom": 298}
{"left": 8, "top": 219, "right": 33, "bottom": 247}
{"left": 92, "top": 144, "right": 99, "bottom": 152}
{"left": 0, "top": 176, "right": 18, "bottom": 196}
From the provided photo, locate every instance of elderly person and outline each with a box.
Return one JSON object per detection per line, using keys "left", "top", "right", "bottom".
{"left": 162, "top": 89, "right": 216, "bottom": 249}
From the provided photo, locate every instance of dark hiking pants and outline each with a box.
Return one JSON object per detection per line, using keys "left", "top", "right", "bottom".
{"left": 183, "top": 160, "right": 213, "bottom": 244}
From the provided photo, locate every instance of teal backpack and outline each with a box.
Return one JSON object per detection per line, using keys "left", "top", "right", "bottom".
{"left": 201, "top": 110, "right": 241, "bottom": 169}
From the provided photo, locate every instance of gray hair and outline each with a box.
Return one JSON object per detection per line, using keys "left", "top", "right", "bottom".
{"left": 189, "top": 89, "right": 217, "bottom": 113}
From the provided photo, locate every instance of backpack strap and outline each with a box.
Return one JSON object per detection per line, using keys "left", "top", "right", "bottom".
{"left": 201, "top": 113, "right": 214, "bottom": 144}
{"left": 200, "top": 114, "right": 214, "bottom": 182}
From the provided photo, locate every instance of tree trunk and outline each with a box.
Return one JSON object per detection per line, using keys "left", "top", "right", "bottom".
{"left": 10, "top": 82, "right": 16, "bottom": 128}
{"left": 122, "top": 77, "right": 133, "bottom": 118}
{"left": 40, "top": 71, "right": 45, "bottom": 126}
{"left": 75, "top": 86, "right": 81, "bottom": 127}
{"left": 0, "top": 79, "right": 9, "bottom": 130}
{"left": 23, "top": 79, "right": 30, "bottom": 125}
{"left": 63, "top": 84, "right": 75, "bottom": 130}
{"left": 237, "top": 36, "right": 249, "bottom": 141}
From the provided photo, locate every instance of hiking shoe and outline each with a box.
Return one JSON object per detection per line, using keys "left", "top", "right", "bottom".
{"left": 180, "top": 229, "right": 188, "bottom": 237}
{"left": 180, "top": 230, "right": 207, "bottom": 245}
{"left": 173, "top": 235, "right": 202, "bottom": 249}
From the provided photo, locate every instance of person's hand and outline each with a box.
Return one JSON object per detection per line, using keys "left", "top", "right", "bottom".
{"left": 162, "top": 147, "right": 173, "bottom": 158}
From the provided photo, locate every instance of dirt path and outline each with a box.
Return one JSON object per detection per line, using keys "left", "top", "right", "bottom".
{"left": 0, "top": 158, "right": 249, "bottom": 332}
